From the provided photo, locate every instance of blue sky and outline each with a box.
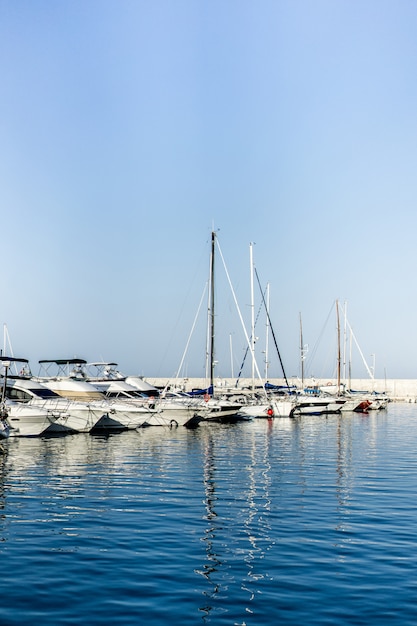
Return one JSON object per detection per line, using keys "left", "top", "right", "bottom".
{"left": 1, "top": 0, "right": 417, "bottom": 380}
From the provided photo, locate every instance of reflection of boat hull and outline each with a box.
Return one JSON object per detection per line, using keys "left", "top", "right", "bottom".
{"left": 0, "top": 420, "right": 9, "bottom": 439}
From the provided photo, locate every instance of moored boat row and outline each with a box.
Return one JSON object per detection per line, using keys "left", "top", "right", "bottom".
{"left": 0, "top": 357, "right": 390, "bottom": 439}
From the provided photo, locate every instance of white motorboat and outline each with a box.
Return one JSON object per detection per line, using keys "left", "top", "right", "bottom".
{"left": 85, "top": 363, "right": 159, "bottom": 396}
{"left": 36, "top": 359, "right": 105, "bottom": 400}
{"left": 84, "top": 363, "right": 204, "bottom": 427}
{"left": 83, "top": 362, "right": 209, "bottom": 427}
{"left": 0, "top": 357, "right": 68, "bottom": 437}
{"left": 36, "top": 359, "right": 159, "bottom": 430}
{"left": 4, "top": 375, "right": 107, "bottom": 433}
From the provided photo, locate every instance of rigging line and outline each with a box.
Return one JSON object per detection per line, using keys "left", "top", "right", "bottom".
{"left": 176, "top": 280, "right": 209, "bottom": 379}
{"left": 234, "top": 286, "right": 267, "bottom": 388}
{"left": 254, "top": 267, "right": 291, "bottom": 390}
{"left": 160, "top": 281, "right": 209, "bottom": 396}
{"left": 304, "top": 301, "right": 335, "bottom": 377}
{"left": 345, "top": 318, "right": 374, "bottom": 380}
{"left": 215, "top": 239, "right": 267, "bottom": 396}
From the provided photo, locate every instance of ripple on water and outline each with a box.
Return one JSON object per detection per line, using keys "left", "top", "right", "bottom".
{"left": 0, "top": 407, "right": 417, "bottom": 624}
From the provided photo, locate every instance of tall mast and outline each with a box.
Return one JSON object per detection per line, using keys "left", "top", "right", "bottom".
{"left": 249, "top": 242, "right": 255, "bottom": 392}
{"left": 299, "top": 312, "right": 304, "bottom": 387}
{"left": 209, "top": 231, "right": 216, "bottom": 393}
{"left": 336, "top": 299, "right": 341, "bottom": 394}
{"left": 264, "top": 283, "right": 270, "bottom": 380}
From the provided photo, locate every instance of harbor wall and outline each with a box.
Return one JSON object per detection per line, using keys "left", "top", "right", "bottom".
{"left": 143, "top": 377, "right": 417, "bottom": 402}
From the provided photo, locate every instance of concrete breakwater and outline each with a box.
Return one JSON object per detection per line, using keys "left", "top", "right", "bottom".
{"left": 143, "top": 377, "right": 417, "bottom": 402}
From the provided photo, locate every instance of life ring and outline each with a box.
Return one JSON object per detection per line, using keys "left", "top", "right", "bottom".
{"left": 170, "top": 419, "right": 179, "bottom": 428}
{"left": 204, "top": 393, "right": 210, "bottom": 403}
{"left": 267, "top": 407, "right": 274, "bottom": 417}
{"left": 326, "top": 382, "right": 332, "bottom": 386}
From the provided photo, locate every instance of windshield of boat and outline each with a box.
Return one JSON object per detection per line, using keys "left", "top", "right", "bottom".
{"left": 6, "top": 386, "right": 60, "bottom": 402}
{"left": 105, "top": 390, "right": 147, "bottom": 399}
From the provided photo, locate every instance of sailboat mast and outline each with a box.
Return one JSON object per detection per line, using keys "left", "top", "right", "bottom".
{"left": 299, "top": 312, "right": 304, "bottom": 387}
{"left": 265, "top": 283, "right": 270, "bottom": 380}
{"left": 209, "top": 231, "right": 216, "bottom": 393}
{"left": 249, "top": 242, "right": 255, "bottom": 391}
{"left": 336, "top": 299, "right": 341, "bottom": 394}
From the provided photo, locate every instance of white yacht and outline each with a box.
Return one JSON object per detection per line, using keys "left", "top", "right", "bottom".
{"left": 36, "top": 359, "right": 160, "bottom": 430}
{"left": 3, "top": 374, "right": 107, "bottom": 433}
{"left": 84, "top": 363, "right": 204, "bottom": 427}
{"left": 0, "top": 357, "right": 71, "bottom": 436}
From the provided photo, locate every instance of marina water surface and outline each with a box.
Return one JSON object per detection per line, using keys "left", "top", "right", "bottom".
{"left": 0, "top": 403, "right": 417, "bottom": 625}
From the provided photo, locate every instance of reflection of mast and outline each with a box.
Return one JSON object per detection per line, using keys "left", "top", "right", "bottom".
{"left": 199, "top": 432, "right": 221, "bottom": 620}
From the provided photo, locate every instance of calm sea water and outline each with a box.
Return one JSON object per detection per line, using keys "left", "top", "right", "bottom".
{"left": 0, "top": 403, "right": 417, "bottom": 625}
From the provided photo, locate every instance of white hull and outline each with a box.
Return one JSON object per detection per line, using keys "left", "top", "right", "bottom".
{"left": 292, "top": 396, "right": 343, "bottom": 416}
{"left": 237, "top": 399, "right": 295, "bottom": 418}
{"left": 203, "top": 399, "right": 245, "bottom": 422}
{"left": 93, "top": 400, "right": 159, "bottom": 430}
{"left": 237, "top": 403, "right": 272, "bottom": 418}
{"left": 139, "top": 409, "right": 203, "bottom": 428}
{"left": 270, "top": 399, "right": 296, "bottom": 417}
{"left": 7, "top": 402, "right": 57, "bottom": 437}
{"left": 52, "top": 402, "right": 108, "bottom": 432}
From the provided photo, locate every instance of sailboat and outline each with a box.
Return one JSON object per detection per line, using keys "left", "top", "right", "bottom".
{"left": 202, "top": 231, "right": 246, "bottom": 423}
{"left": 234, "top": 243, "right": 296, "bottom": 419}
{"left": 292, "top": 305, "right": 345, "bottom": 416}
{"left": 338, "top": 302, "right": 389, "bottom": 412}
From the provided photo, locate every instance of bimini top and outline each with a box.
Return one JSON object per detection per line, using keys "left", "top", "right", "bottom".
{"left": 0, "top": 356, "right": 29, "bottom": 363}
{"left": 38, "top": 359, "right": 87, "bottom": 365}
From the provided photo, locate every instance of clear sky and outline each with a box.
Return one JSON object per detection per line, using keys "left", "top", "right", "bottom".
{"left": 1, "top": 0, "right": 417, "bottom": 381}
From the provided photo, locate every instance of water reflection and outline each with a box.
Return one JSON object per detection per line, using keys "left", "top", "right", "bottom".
{"left": 0, "top": 444, "right": 8, "bottom": 535}
{"left": 0, "top": 406, "right": 414, "bottom": 625}
{"left": 197, "top": 419, "right": 293, "bottom": 622}
{"left": 198, "top": 432, "right": 222, "bottom": 618}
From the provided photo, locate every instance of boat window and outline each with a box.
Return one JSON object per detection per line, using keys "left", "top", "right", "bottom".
{"left": 29, "top": 387, "right": 60, "bottom": 399}
{"left": 6, "top": 387, "right": 31, "bottom": 402}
